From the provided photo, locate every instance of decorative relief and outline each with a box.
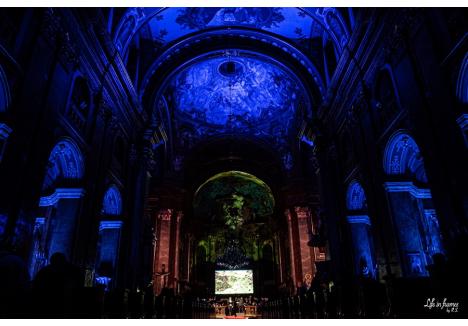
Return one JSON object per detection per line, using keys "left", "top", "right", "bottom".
{"left": 294, "top": 206, "right": 311, "bottom": 220}
{"left": 157, "top": 209, "right": 173, "bottom": 221}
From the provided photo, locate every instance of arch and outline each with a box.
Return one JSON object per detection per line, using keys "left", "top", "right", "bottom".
{"left": 346, "top": 180, "right": 367, "bottom": 211}
{"left": 102, "top": 185, "right": 122, "bottom": 216}
{"left": 457, "top": 53, "right": 468, "bottom": 103}
{"left": 0, "top": 65, "right": 11, "bottom": 113}
{"left": 142, "top": 44, "right": 318, "bottom": 116}
{"left": 114, "top": 7, "right": 349, "bottom": 60}
{"left": 42, "top": 139, "right": 85, "bottom": 191}
{"left": 383, "top": 131, "right": 428, "bottom": 183}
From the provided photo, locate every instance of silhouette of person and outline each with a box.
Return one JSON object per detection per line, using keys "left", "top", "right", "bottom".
{"left": 0, "top": 236, "right": 31, "bottom": 317}
{"left": 33, "top": 252, "right": 83, "bottom": 317}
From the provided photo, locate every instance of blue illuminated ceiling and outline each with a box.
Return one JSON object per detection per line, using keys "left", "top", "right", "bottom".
{"left": 149, "top": 8, "right": 320, "bottom": 49}
{"left": 164, "top": 50, "right": 307, "bottom": 152}
{"left": 114, "top": 7, "right": 349, "bottom": 56}
{"left": 169, "top": 53, "right": 301, "bottom": 127}
{"left": 112, "top": 7, "right": 351, "bottom": 171}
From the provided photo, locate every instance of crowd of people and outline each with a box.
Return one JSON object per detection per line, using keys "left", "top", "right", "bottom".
{"left": 1, "top": 234, "right": 468, "bottom": 318}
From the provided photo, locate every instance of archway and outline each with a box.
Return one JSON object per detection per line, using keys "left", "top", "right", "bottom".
{"left": 95, "top": 185, "right": 124, "bottom": 290}
{"left": 182, "top": 171, "right": 279, "bottom": 297}
{"left": 345, "top": 180, "right": 375, "bottom": 278}
{"left": 29, "top": 139, "right": 85, "bottom": 277}
{"left": 383, "top": 131, "right": 444, "bottom": 277}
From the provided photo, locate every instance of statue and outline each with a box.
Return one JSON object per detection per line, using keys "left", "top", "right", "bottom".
{"left": 154, "top": 263, "right": 170, "bottom": 294}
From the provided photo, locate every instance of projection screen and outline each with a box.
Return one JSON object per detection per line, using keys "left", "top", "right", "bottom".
{"left": 215, "top": 270, "right": 254, "bottom": 295}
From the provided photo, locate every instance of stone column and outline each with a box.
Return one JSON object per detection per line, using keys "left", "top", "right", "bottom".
{"left": 171, "top": 211, "right": 183, "bottom": 292}
{"left": 285, "top": 209, "right": 297, "bottom": 287}
{"left": 295, "top": 207, "right": 316, "bottom": 282}
{"left": 153, "top": 208, "right": 172, "bottom": 294}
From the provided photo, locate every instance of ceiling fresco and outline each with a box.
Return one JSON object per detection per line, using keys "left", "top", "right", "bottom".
{"left": 169, "top": 54, "right": 301, "bottom": 127}
{"left": 164, "top": 51, "right": 306, "bottom": 157}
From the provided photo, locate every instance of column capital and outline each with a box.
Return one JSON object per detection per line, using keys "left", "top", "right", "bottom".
{"left": 157, "top": 209, "right": 172, "bottom": 221}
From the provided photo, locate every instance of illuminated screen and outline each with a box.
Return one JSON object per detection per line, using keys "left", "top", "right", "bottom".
{"left": 215, "top": 270, "right": 254, "bottom": 295}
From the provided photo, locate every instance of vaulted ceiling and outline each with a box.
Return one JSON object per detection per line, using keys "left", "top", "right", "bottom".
{"left": 109, "top": 7, "right": 353, "bottom": 176}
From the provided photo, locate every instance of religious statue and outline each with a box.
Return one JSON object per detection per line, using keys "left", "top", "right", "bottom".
{"left": 154, "top": 263, "right": 170, "bottom": 294}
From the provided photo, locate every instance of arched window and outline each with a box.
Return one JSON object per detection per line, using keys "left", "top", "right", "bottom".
{"left": 383, "top": 131, "right": 428, "bottom": 183}
{"left": 42, "top": 139, "right": 84, "bottom": 191}
{"left": 383, "top": 131, "right": 444, "bottom": 277}
{"left": 33, "top": 139, "right": 85, "bottom": 272}
{"left": 102, "top": 185, "right": 122, "bottom": 216}
{"left": 345, "top": 180, "right": 375, "bottom": 278}
{"left": 346, "top": 180, "right": 367, "bottom": 211}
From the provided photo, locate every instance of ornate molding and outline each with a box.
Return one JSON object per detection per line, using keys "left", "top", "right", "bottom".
{"left": 157, "top": 209, "right": 172, "bottom": 221}
{"left": 346, "top": 214, "right": 371, "bottom": 226}
{"left": 383, "top": 181, "right": 432, "bottom": 199}
{"left": 294, "top": 206, "right": 311, "bottom": 220}
{"left": 99, "top": 220, "right": 123, "bottom": 231}
{"left": 39, "top": 188, "right": 86, "bottom": 207}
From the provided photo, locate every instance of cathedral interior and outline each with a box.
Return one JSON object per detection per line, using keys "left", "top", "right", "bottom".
{"left": 0, "top": 7, "right": 467, "bottom": 319}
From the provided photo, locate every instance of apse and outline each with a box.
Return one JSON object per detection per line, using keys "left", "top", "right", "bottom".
{"left": 193, "top": 170, "right": 275, "bottom": 225}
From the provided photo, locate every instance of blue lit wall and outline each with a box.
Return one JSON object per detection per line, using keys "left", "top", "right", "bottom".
{"left": 348, "top": 218, "right": 374, "bottom": 277}
{"left": 346, "top": 181, "right": 375, "bottom": 278}
{"left": 95, "top": 221, "right": 123, "bottom": 289}
{"left": 0, "top": 213, "right": 7, "bottom": 236}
